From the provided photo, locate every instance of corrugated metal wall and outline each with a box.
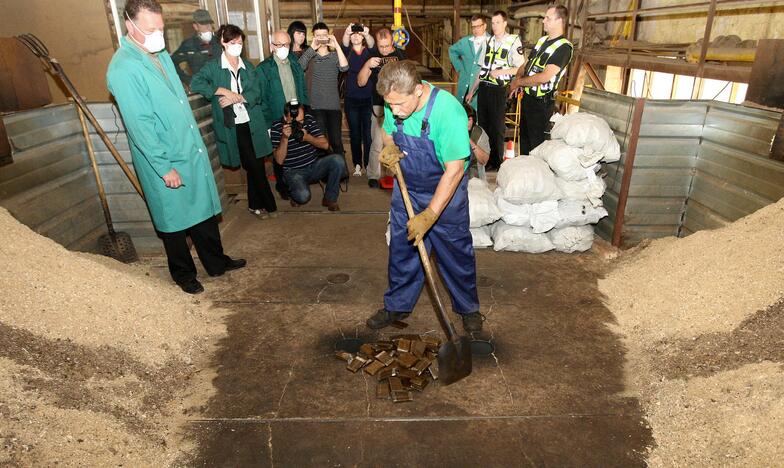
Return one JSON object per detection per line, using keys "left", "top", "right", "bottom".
{"left": 0, "top": 104, "right": 105, "bottom": 251}
{"left": 0, "top": 96, "right": 229, "bottom": 254}
{"left": 580, "top": 88, "right": 782, "bottom": 246}
{"left": 683, "top": 102, "right": 782, "bottom": 235}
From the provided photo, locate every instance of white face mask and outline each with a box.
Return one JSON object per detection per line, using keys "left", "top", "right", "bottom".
{"left": 275, "top": 46, "right": 289, "bottom": 60}
{"left": 199, "top": 31, "right": 213, "bottom": 42}
{"left": 126, "top": 13, "right": 165, "bottom": 53}
{"left": 226, "top": 43, "right": 243, "bottom": 57}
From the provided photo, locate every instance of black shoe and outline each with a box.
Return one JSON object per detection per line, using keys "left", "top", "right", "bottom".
{"left": 225, "top": 258, "right": 247, "bottom": 272}
{"left": 178, "top": 278, "right": 204, "bottom": 295}
{"left": 366, "top": 308, "right": 410, "bottom": 329}
{"left": 461, "top": 312, "right": 485, "bottom": 333}
{"left": 368, "top": 179, "right": 379, "bottom": 188}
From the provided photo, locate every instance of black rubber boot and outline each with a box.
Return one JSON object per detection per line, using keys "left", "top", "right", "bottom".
{"left": 366, "top": 308, "right": 410, "bottom": 329}
{"left": 461, "top": 312, "right": 485, "bottom": 333}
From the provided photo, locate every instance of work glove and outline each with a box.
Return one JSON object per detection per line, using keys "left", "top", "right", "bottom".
{"left": 407, "top": 207, "right": 438, "bottom": 246}
{"left": 379, "top": 144, "right": 404, "bottom": 170}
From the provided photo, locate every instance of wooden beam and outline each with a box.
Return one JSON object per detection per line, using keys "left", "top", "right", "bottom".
{"left": 696, "top": 0, "right": 717, "bottom": 80}
{"left": 583, "top": 50, "right": 751, "bottom": 83}
{"left": 612, "top": 98, "right": 646, "bottom": 248}
{"left": 587, "top": 0, "right": 783, "bottom": 19}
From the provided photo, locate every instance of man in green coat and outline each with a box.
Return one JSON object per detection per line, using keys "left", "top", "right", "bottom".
{"left": 107, "top": 0, "right": 245, "bottom": 294}
{"left": 255, "top": 30, "right": 310, "bottom": 199}
{"left": 448, "top": 14, "right": 489, "bottom": 110}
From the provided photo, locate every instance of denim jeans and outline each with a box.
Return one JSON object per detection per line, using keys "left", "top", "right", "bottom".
{"left": 284, "top": 154, "right": 347, "bottom": 204}
{"left": 344, "top": 97, "right": 372, "bottom": 168}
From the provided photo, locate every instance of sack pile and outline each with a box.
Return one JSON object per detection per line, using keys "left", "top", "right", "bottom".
{"left": 468, "top": 178, "right": 501, "bottom": 248}
{"left": 468, "top": 112, "right": 619, "bottom": 253}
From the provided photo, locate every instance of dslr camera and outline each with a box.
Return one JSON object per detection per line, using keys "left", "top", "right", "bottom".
{"left": 287, "top": 100, "right": 304, "bottom": 140}
{"left": 350, "top": 23, "right": 364, "bottom": 33}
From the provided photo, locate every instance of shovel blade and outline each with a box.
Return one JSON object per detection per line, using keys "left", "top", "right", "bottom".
{"left": 437, "top": 336, "right": 472, "bottom": 385}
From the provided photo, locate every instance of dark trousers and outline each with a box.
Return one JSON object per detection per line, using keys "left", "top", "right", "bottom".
{"left": 344, "top": 97, "right": 372, "bottom": 168}
{"left": 520, "top": 95, "right": 556, "bottom": 156}
{"left": 236, "top": 123, "right": 277, "bottom": 213}
{"left": 158, "top": 216, "right": 231, "bottom": 284}
{"left": 284, "top": 153, "right": 347, "bottom": 204}
{"left": 273, "top": 160, "right": 289, "bottom": 198}
{"left": 312, "top": 108, "right": 344, "bottom": 156}
{"left": 477, "top": 82, "right": 508, "bottom": 168}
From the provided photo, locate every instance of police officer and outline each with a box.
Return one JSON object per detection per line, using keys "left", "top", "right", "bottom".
{"left": 509, "top": 4, "right": 573, "bottom": 155}
{"left": 172, "top": 9, "right": 222, "bottom": 87}
{"left": 465, "top": 10, "right": 523, "bottom": 171}
{"left": 366, "top": 60, "right": 483, "bottom": 334}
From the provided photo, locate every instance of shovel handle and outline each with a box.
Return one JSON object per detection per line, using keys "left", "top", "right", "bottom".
{"left": 392, "top": 162, "right": 460, "bottom": 343}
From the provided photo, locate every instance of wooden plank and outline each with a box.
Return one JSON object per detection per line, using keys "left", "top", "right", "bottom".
{"left": 0, "top": 37, "right": 52, "bottom": 112}
{"left": 0, "top": 118, "right": 11, "bottom": 166}
{"left": 746, "top": 39, "right": 784, "bottom": 109}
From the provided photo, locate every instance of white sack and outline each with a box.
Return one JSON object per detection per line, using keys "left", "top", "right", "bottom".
{"left": 494, "top": 189, "right": 531, "bottom": 226}
{"left": 550, "top": 113, "right": 621, "bottom": 165}
{"left": 496, "top": 156, "right": 562, "bottom": 204}
{"left": 554, "top": 199, "right": 609, "bottom": 229}
{"left": 530, "top": 140, "right": 589, "bottom": 181}
{"left": 491, "top": 221, "right": 554, "bottom": 253}
{"left": 530, "top": 200, "right": 560, "bottom": 233}
{"left": 555, "top": 173, "right": 607, "bottom": 206}
{"left": 471, "top": 225, "right": 493, "bottom": 248}
{"left": 468, "top": 178, "right": 503, "bottom": 228}
{"left": 548, "top": 225, "right": 594, "bottom": 253}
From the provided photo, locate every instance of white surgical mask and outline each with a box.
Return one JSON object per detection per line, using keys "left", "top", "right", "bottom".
{"left": 275, "top": 46, "right": 289, "bottom": 60}
{"left": 126, "top": 13, "right": 166, "bottom": 53}
{"left": 199, "top": 31, "right": 213, "bottom": 42}
{"left": 226, "top": 43, "right": 243, "bottom": 57}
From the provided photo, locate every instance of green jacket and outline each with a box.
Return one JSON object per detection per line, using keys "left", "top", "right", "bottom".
{"left": 191, "top": 56, "right": 273, "bottom": 167}
{"left": 255, "top": 55, "right": 309, "bottom": 123}
{"left": 107, "top": 36, "right": 222, "bottom": 233}
{"left": 448, "top": 34, "right": 488, "bottom": 110}
{"left": 172, "top": 34, "right": 222, "bottom": 85}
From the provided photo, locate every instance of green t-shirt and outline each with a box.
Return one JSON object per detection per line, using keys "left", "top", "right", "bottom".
{"left": 383, "top": 83, "right": 470, "bottom": 170}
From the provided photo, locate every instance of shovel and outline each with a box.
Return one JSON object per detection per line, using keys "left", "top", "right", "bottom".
{"left": 391, "top": 162, "right": 472, "bottom": 385}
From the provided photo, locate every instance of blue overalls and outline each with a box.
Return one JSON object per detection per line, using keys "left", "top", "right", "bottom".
{"left": 384, "top": 87, "right": 480, "bottom": 315}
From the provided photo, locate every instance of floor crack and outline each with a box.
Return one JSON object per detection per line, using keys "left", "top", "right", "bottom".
{"left": 274, "top": 362, "right": 297, "bottom": 418}
{"left": 266, "top": 422, "right": 275, "bottom": 468}
{"left": 360, "top": 371, "right": 372, "bottom": 417}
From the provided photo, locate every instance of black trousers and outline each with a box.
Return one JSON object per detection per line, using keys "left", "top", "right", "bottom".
{"left": 477, "top": 82, "right": 508, "bottom": 168}
{"left": 158, "top": 216, "right": 231, "bottom": 284}
{"left": 236, "top": 123, "right": 277, "bottom": 212}
{"left": 273, "top": 160, "right": 289, "bottom": 198}
{"left": 520, "top": 95, "right": 555, "bottom": 156}
{"left": 311, "top": 108, "right": 344, "bottom": 156}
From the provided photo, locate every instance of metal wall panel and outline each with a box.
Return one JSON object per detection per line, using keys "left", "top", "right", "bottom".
{"left": 0, "top": 104, "right": 105, "bottom": 251}
{"left": 580, "top": 88, "right": 783, "bottom": 246}
{"left": 0, "top": 97, "right": 230, "bottom": 254}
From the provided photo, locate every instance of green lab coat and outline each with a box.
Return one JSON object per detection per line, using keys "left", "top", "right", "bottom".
{"left": 107, "top": 36, "right": 222, "bottom": 233}
{"left": 255, "top": 55, "right": 309, "bottom": 123}
{"left": 448, "top": 34, "right": 489, "bottom": 110}
{"left": 190, "top": 56, "right": 273, "bottom": 168}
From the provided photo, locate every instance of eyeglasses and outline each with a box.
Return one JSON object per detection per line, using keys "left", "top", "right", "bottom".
{"left": 271, "top": 42, "right": 290, "bottom": 47}
{"left": 471, "top": 23, "right": 485, "bottom": 29}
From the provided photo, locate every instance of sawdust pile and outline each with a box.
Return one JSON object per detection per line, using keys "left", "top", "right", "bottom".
{"left": 599, "top": 199, "right": 784, "bottom": 465}
{"left": 0, "top": 208, "right": 225, "bottom": 466}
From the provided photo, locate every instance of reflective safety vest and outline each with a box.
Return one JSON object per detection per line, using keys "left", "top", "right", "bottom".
{"left": 523, "top": 35, "right": 573, "bottom": 98}
{"left": 479, "top": 34, "right": 520, "bottom": 87}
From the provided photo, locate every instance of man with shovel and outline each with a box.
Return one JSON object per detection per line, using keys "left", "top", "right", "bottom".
{"left": 366, "top": 60, "right": 482, "bottom": 333}
{"left": 107, "top": 0, "right": 245, "bottom": 294}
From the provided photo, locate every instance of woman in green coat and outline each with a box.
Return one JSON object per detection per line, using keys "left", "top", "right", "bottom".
{"left": 191, "top": 24, "right": 278, "bottom": 218}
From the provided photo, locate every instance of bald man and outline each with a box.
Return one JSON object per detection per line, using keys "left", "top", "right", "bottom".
{"left": 256, "top": 30, "right": 310, "bottom": 199}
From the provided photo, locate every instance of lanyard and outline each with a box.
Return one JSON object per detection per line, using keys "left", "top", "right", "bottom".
{"left": 229, "top": 68, "right": 243, "bottom": 94}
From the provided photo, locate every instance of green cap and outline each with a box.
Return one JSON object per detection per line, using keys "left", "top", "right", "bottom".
{"left": 193, "top": 9, "right": 214, "bottom": 24}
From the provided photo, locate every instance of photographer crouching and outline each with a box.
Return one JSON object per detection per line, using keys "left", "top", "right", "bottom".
{"left": 270, "top": 100, "right": 347, "bottom": 211}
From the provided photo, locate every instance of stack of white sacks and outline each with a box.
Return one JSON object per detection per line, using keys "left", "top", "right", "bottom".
{"left": 469, "top": 112, "right": 620, "bottom": 253}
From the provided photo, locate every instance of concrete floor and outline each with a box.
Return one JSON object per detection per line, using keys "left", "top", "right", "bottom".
{"left": 186, "top": 171, "right": 653, "bottom": 467}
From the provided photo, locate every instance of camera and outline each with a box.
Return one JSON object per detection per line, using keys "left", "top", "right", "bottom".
{"left": 287, "top": 100, "right": 304, "bottom": 140}
{"left": 350, "top": 23, "right": 364, "bottom": 33}
{"left": 316, "top": 37, "right": 330, "bottom": 45}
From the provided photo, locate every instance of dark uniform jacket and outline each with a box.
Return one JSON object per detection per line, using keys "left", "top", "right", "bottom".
{"left": 172, "top": 35, "right": 222, "bottom": 85}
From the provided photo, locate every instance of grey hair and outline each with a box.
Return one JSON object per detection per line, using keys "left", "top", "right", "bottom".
{"left": 376, "top": 60, "right": 422, "bottom": 97}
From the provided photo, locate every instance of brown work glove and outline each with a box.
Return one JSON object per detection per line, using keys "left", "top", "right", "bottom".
{"left": 407, "top": 207, "right": 438, "bottom": 246}
{"left": 379, "top": 144, "right": 404, "bottom": 170}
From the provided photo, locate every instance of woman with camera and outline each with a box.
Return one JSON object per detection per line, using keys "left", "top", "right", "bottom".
{"left": 298, "top": 22, "right": 349, "bottom": 157}
{"left": 341, "top": 22, "right": 376, "bottom": 177}
{"left": 191, "top": 24, "right": 278, "bottom": 218}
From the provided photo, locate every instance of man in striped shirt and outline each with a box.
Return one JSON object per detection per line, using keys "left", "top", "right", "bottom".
{"left": 271, "top": 101, "right": 347, "bottom": 211}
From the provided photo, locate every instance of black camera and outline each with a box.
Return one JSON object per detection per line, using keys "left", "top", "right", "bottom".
{"left": 287, "top": 100, "right": 304, "bottom": 140}
{"left": 350, "top": 23, "right": 364, "bottom": 33}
